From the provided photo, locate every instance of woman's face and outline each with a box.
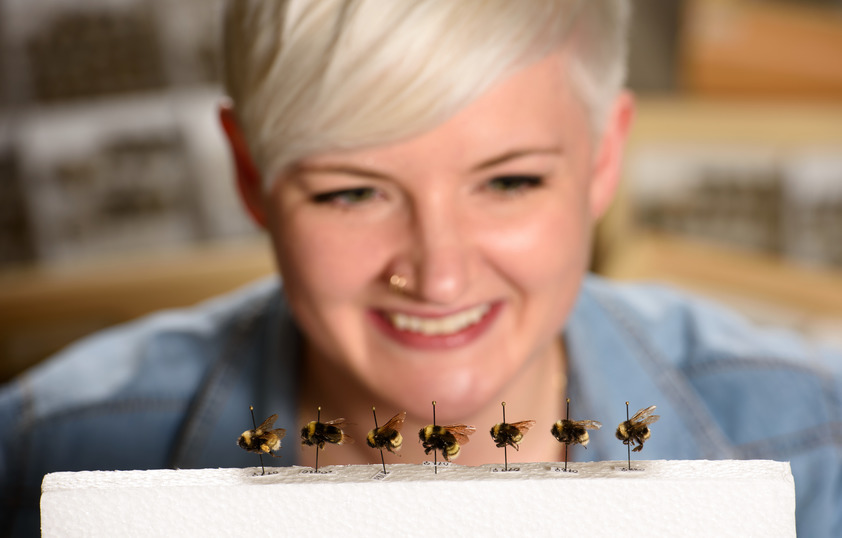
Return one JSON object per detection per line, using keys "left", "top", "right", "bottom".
{"left": 259, "top": 52, "right": 628, "bottom": 420}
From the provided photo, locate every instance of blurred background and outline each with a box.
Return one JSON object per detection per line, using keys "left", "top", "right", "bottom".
{"left": 1, "top": 0, "right": 841, "bottom": 382}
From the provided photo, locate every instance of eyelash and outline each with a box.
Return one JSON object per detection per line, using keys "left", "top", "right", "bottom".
{"left": 310, "top": 175, "right": 544, "bottom": 206}
{"left": 486, "top": 175, "right": 544, "bottom": 193}
{"left": 312, "top": 187, "right": 378, "bottom": 206}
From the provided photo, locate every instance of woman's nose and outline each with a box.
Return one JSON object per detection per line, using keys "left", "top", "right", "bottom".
{"left": 401, "top": 199, "right": 472, "bottom": 305}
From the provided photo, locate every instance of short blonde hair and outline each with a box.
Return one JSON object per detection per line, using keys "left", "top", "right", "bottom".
{"left": 223, "top": 0, "right": 630, "bottom": 186}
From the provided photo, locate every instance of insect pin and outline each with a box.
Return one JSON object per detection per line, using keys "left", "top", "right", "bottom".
{"left": 419, "top": 401, "right": 475, "bottom": 474}
{"left": 616, "top": 402, "right": 659, "bottom": 471}
{"left": 489, "top": 402, "right": 535, "bottom": 471}
{"left": 551, "top": 398, "right": 602, "bottom": 472}
{"left": 238, "top": 406, "right": 286, "bottom": 475}
{"left": 367, "top": 408, "right": 407, "bottom": 474}
{"left": 301, "top": 406, "right": 353, "bottom": 472}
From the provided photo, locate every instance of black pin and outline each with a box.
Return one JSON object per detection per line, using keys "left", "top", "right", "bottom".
{"left": 563, "top": 399, "right": 570, "bottom": 471}
{"left": 432, "top": 401, "right": 438, "bottom": 474}
{"left": 372, "top": 407, "right": 386, "bottom": 474}
{"left": 315, "top": 406, "right": 321, "bottom": 472}
{"left": 250, "top": 406, "right": 265, "bottom": 475}
{"left": 624, "top": 402, "right": 631, "bottom": 471}
{"left": 550, "top": 398, "right": 601, "bottom": 473}
{"left": 502, "top": 402, "right": 508, "bottom": 471}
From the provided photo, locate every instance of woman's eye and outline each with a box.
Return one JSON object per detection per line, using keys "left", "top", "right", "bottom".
{"left": 312, "top": 187, "right": 378, "bottom": 206}
{"left": 486, "top": 175, "right": 544, "bottom": 193}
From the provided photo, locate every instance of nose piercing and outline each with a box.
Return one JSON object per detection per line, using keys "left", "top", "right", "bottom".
{"left": 389, "top": 274, "right": 408, "bottom": 294}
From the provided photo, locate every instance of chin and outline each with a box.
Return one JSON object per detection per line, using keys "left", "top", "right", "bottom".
{"left": 372, "top": 365, "right": 501, "bottom": 423}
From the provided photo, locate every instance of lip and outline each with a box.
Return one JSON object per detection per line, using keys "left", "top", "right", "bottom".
{"left": 369, "top": 302, "right": 503, "bottom": 350}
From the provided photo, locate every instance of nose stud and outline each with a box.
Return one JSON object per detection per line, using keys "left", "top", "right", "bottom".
{"left": 389, "top": 274, "right": 408, "bottom": 294}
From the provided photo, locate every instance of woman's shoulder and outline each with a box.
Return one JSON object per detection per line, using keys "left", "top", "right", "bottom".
{"left": 580, "top": 275, "right": 842, "bottom": 375}
{"left": 0, "top": 276, "right": 284, "bottom": 440}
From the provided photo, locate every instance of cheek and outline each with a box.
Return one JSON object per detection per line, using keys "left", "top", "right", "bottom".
{"left": 478, "top": 193, "right": 592, "bottom": 290}
{"left": 271, "top": 215, "right": 390, "bottom": 303}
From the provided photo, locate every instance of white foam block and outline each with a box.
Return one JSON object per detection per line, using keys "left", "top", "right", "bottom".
{"left": 41, "top": 460, "right": 795, "bottom": 537}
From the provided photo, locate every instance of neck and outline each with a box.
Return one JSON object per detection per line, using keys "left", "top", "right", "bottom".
{"left": 296, "top": 338, "right": 568, "bottom": 468}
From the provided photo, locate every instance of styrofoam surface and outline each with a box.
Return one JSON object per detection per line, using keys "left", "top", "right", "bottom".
{"left": 41, "top": 460, "right": 795, "bottom": 537}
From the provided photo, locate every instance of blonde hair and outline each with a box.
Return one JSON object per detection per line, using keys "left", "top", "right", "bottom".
{"left": 223, "top": 0, "right": 630, "bottom": 186}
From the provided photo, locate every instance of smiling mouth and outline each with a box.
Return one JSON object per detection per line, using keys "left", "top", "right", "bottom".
{"left": 385, "top": 304, "right": 491, "bottom": 335}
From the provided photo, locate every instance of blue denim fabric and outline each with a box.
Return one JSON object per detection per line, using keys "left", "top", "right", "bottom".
{"left": 1, "top": 276, "right": 840, "bottom": 536}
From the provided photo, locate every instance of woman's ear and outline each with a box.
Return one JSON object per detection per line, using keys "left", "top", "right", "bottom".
{"left": 219, "top": 101, "right": 268, "bottom": 228}
{"left": 588, "top": 90, "right": 635, "bottom": 221}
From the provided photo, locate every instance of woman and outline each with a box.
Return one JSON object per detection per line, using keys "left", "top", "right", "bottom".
{"left": 220, "top": 0, "right": 633, "bottom": 467}
{"left": 1, "top": 1, "right": 839, "bottom": 536}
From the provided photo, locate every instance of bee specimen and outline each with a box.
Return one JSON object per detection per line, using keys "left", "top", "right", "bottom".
{"left": 301, "top": 407, "right": 352, "bottom": 472}
{"left": 551, "top": 416, "right": 602, "bottom": 448}
{"left": 419, "top": 424, "right": 476, "bottom": 461}
{"left": 367, "top": 408, "right": 407, "bottom": 474}
{"left": 615, "top": 403, "right": 659, "bottom": 453}
{"left": 238, "top": 406, "right": 286, "bottom": 475}
{"left": 490, "top": 402, "right": 535, "bottom": 471}
{"left": 552, "top": 399, "right": 601, "bottom": 472}
{"left": 419, "top": 401, "right": 475, "bottom": 472}
{"left": 367, "top": 409, "right": 407, "bottom": 454}
{"left": 490, "top": 420, "right": 536, "bottom": 450}
{"left": 301, "top": 417, "right": 353, "bottom": 449}
{"left": 239, "top": 413, "right": 286, "bottom": 456}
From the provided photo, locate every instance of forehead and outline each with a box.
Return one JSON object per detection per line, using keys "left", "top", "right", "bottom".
{"left": 300, "top": 51, "right": 591, "bottom": 169}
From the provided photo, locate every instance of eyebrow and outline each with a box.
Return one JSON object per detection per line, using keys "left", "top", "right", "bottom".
{"left": 294, "top": 146, "right": 562, "bottom": 179}
{"left": 471, "top": 147, "right": 562, "bottom": 172}
{"left": 293, "top": 163, "right": 392, "bottom": 181}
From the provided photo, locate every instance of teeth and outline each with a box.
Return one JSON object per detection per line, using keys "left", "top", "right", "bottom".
{"left": 387, "top": 304, "right": 491, "bottom": 335}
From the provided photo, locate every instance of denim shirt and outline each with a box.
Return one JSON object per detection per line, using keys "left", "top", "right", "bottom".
{"left": 1, "top": 276, "right": 840, "bottom": 536}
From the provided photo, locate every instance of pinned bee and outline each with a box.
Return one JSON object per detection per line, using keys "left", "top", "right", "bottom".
{"left": 238, "top": 406, "right": 286, "bottom": 475}
{"left": 419, "top": 424, "right": 476, "bottom": 461}
{"left": 301, "top": 413, "right": 353, "bottom": 449}
{"left": 551, "top": 396, "right": 602, "bottom": 449}
{"left": 551, "top": 418, "right": 602, "bottom": 447}
{"left": 615, "top": 403, "right": 659, "bottom": 453}
{"left": 367, "top": 409, "right": 407, "bottom": 454}
{"left": 368, "top": 408, "right": 407, "bottom": 475}
{"left": 419, "top": 401, "right": 475, "bottom": 472}
{"left": 490, "top": 402, "right": 536, "bottom": 450}
{"left": 301, "top": 407, "right": 352, "bottom": 472}
{"left": 490, "top": 402, "right": 535, "bottom": 471}
{"left": 552, "top": 399, "right": 601, "bottom": 472}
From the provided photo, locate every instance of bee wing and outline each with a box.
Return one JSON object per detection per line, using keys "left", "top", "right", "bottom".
{"left": 445, "top": 425, "right": 476, "bottom": 445}
{"left": 324, "top": 417, "right": 351, "bottom": 427}
{"left": 270, "top": 428, "right": 287, "bottom": 439}
{"left": 637, "top": 414, "right": 660, "bottom": 427}
{"left": 575, "top": 420, "right": 602, "bottom": 430}
{"left": 381, "top": 411, "right": 408, "bottom": 432}
{"left": 339, "top": 432, "right": 354, "bottom": 445}
{"left": 630, "top": 405, "right": 657, "bottom": 422}
{"left": 256, "top": 414, "right": 279, "bottom": 431}
{"left": 510, "top": 420, "right": 537, "bottom": 434}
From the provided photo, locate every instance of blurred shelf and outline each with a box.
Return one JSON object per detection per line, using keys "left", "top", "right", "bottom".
{"left": 630, "top": 98, "right": 842, "bottom": 147}
{"left": 600, "top": 231, "right": 842, "bottom": 346}
{"left": 0, "top": 237, "right": 274, "bottom": 382}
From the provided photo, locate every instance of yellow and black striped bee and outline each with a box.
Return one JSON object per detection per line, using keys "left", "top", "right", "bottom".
{"left": 551, "top": 418, "right": 602, "bottom": 448}
{"left": 238, "top": 413, "right": 286, "bottom": 457}
{"left": 301, "top": 417, "right": 353, "bottom": 449}
{"left": 367, "top": 411, "right": 407, "bottom": 454}
{"left": 419, "top": 424, "right": 476, "bottom": 461}
{"left": 616, "top": 405, "right": 659, "bottom": 452}
{"left": 490, "top": 420, "right": 536, "bottom": 450}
